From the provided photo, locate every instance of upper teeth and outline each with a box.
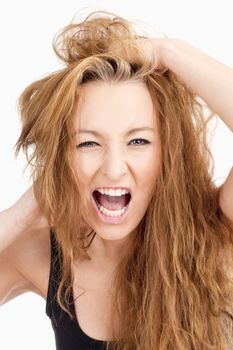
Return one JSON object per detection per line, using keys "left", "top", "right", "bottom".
{"left": 97, "top": 188, "right": 129, "bottom": 196}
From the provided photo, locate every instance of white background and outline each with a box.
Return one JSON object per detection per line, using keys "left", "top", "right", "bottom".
{"left": 0, "top": 0, "right": 232, "bottom": 349}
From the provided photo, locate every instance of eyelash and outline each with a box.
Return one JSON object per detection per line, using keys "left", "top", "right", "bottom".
{"left": 77, "top": 138, "right": 150, "bottom": 148}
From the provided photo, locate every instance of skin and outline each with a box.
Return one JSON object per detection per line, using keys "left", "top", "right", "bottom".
{"left": 0, "top": 37, "right": 232, "bottom": 344}
{"left": 71, "top": 80, "right": 162, "bottom": 266}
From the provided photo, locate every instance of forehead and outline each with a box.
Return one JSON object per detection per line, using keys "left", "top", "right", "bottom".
{"left": 73, "top": 81, "right": 156, "bottom": 132}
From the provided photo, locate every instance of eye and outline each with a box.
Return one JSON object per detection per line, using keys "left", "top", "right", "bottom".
{"left": 76, "top": 138, "right": 150, "bottom": 148}
{"left": 128, "top": 138, "right": 150, "bottom": 146}
{"left": 76, "top": 141, "right": 99, "bottom": 148}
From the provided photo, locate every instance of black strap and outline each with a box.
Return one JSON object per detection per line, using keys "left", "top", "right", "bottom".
{"left": 46, "top": 229, "right": 61, "bottom": 317}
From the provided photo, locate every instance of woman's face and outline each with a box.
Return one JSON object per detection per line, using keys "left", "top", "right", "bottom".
{"left": 72, "top": 80, "right": 161, "bottom": 242}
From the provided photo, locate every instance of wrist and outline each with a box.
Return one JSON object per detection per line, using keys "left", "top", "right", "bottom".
{"left": 158, "top": 38, "right": 185, "bottom": 70}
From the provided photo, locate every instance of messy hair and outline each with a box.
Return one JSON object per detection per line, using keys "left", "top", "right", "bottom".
{"left": 14, "top": 10, "right": 233, "bottom": 350}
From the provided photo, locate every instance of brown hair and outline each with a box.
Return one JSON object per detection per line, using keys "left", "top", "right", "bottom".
{"left": 14, "top": 10, "right": 233, "bottom": 350}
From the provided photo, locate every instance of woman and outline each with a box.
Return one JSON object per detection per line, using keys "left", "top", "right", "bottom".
{"left": 0, "top": 10, "right": 233, "bottom": 350}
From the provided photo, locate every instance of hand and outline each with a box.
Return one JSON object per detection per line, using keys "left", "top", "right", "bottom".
{"left": 10, "top": 185, "right": 51, "bottom": 234}
{"left": 136, "top": 37, "right": 169, "bottom": 73}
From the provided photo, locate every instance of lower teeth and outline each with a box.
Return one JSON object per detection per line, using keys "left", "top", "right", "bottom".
{"left": 97, "top": 203, "right": 128, "bottom": 217}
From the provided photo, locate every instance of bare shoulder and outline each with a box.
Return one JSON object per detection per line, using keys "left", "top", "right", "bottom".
{"left": 1, "top": 227, "right": 51, "bottom": 301}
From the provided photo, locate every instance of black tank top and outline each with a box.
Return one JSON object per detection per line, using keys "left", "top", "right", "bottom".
{"left": 46, "top": 229, "right": 108, "bottom": 350}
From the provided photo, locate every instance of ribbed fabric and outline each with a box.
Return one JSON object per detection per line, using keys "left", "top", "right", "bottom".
{"left": 46, "top": 229, "right": 107, "bottom": 350}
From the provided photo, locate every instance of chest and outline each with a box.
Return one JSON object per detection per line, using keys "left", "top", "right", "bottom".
{"left": 71, "top": 260, "right": 120, "bottom": 341}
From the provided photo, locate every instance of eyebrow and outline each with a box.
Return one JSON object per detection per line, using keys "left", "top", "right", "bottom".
{"left": 76, "top": 127, "right": 154, "bottom": 137}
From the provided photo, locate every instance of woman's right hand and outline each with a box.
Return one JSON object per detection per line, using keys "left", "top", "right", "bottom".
{"left": 10, "top": 185, "right": 51, "bottom": 234}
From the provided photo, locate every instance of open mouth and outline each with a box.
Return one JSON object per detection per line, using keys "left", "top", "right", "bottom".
{"left": 92, "top": 190, "right": 131, "bottom": 211}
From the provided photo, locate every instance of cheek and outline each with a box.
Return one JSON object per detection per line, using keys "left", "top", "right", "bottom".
{"left": 72, "top": 155, "right": 95, "bottom": 184}
{"left": 137, "top": 150, "right": 161, "bottom": 191}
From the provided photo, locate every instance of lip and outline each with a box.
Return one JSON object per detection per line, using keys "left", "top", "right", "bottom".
{"left": 92, "top": 186, "right": 132, "bottom": 194}
{"left": 90, "top": 190, "right": 132, "bottom": 224}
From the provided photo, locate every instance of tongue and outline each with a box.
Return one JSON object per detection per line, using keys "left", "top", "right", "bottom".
{"left": 98, "top": 193, "right": 128, "bottom": 210}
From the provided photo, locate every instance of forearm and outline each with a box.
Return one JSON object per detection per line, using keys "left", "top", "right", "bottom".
{"left": 160, "top": 39, "right": 233, "bottom": 132}
{"left": 0, "top": 207, "right": 23, "bottom": 253}
{"left": 0, "top": 187, "right": 50, "bottom": 255}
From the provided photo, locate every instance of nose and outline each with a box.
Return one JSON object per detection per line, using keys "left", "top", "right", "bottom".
{"left": 102, "top": 148, "right": 128, "bottom": 180}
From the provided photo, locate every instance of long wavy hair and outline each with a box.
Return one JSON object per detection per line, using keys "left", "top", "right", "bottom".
{"left": 14, "top": 10, "right": 233, "bottom": 350}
